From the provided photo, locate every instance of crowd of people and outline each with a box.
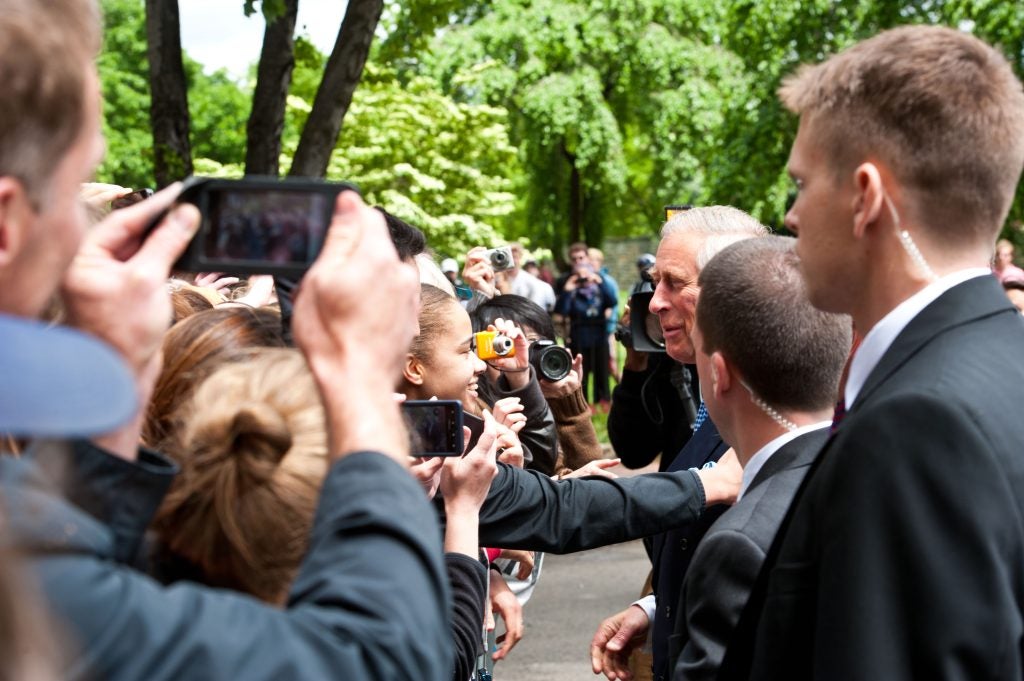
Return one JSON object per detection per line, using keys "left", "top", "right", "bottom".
{"left": 3, "top": 2, "right": 1024, "bottom": 680}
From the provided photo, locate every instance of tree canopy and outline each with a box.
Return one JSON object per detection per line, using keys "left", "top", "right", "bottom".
{"left": 97, "top": 0, "right": 1024, "bottom": 255}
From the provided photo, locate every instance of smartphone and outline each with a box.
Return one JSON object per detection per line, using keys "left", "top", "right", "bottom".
{"left": 156, "top": 176, "right": 358, "bottom": 278}
{"left": 402, "top": 400, "right": 465, "bottom": 457}
{"left": 462, "top": 411, "right": 485, "bottom": 453}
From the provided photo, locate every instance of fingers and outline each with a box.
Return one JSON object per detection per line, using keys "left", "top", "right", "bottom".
{"left": 492, "top": 600, "right": 523, "bottom": 660}
{"left": 88, "top": 182, "right": 183, "bottom": 254}
{"left": 572, "top": 353, "right": 584, "bottom": 378}
{"left": 131, "top": 203, "right": 201, "bottom": 275}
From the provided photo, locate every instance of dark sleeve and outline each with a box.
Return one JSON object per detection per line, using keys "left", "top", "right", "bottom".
{"left": 493, "top": 368, "right": 558, "bottom": 475}
{"left": 554, "top": 289, "right": 572, "bottom": 316}
{"left": 674, "top": 531, "right": 765, "bottom": 681}
{"left": 548, "top": 386, "right": 603, "bottom": 471}
{"left": 34, "top": 452, "right": 452, "bottom": 681}
{"left": 608, "top": 368, "right": 665, "bottom": 469}
{"left": 446, "top": 553, "right": 487, "bottom": 681}
{"left": 477, "top": 463, "right": 705, "bottom": 553}
{"left": 757, "top": 395, "right": 1022, "bottom": 681}
{"left": 27, "top": 440, "right": 177, "bottom": 563}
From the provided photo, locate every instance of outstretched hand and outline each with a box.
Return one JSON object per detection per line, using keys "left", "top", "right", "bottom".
{"left": 590, "top": 605, "right": 650, "bottom": 680}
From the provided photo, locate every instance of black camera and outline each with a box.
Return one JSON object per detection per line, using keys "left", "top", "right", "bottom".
{"left": 151, "top": 176, "right": 358, "bottom": 278}
{"left": 529, "top": 340, "right": 573, "bottom": 381}
{"left": 616, "top": 269, "right": 665, "bottom": 353}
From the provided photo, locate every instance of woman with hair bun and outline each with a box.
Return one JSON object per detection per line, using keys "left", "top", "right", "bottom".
{"left": 151, "top": 348, "right": 500, "bottom": 681}
{"left": 152, "top": 349, "right": 325, "bottom": 604}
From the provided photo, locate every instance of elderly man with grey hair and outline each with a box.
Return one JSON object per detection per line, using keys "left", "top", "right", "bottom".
{"left": 592, "top": 206, "right": 768, "bottom": 681}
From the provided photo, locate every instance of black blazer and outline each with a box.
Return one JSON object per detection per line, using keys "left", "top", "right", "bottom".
{"left": 670, "top": 428, "right": 828, "bottom": 680}
{"left": 651, "top": 418, "right": 731, "bottom": 681}
{"left": 720, "top": 275, "right": 1024, "bottom": 681}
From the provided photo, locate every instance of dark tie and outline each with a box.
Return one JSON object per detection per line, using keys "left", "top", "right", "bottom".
{"left": 830, "top": 330, "right": 861, "bottom": 434}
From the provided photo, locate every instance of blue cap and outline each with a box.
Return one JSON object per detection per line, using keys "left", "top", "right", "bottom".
{"left": 0, "top": 314, "right": 137, "bottom": 437}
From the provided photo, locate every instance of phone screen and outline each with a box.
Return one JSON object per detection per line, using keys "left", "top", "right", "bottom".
{"left": 202, "top": 189, "right": 331, "bottom": 266}
{"left": 402, "top": 400, "right": 465, "bottom": 457}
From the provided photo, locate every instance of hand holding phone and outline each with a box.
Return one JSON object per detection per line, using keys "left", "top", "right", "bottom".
{"left": 402, "top": 400, "right": 465, "bottom": 457}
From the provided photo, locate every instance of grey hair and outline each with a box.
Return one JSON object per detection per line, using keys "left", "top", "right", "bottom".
{"left": 660, "top": 206, "right": 770, "bottom": 270}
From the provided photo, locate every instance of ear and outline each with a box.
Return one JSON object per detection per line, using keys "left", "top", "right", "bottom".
{"left": 851, "top": 162, "right": 885, "bottom": 240}
{"left": 403, "top": 353, "right": 426, "bottom": 387}
{"left": 0, "top": 176, "right": 33, "bottom": 269}
{"left": 710, "top": 351, "right": 732, "bottom": 398}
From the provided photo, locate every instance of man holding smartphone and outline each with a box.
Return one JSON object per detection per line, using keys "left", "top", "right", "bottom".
{"left": 0, "top": 2, "right": 450, "bottom": 678}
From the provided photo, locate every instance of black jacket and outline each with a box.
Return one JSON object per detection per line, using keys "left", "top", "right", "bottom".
{"left": 1, "top": 441, "right": 452, "bottom": 681}
{"left": 720, "top": 275, "right": 1024, "bottom": 681}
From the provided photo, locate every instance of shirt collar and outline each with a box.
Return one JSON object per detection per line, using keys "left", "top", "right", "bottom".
{"left": 738, "top": 421, "right": 830, "bottom": 501}
{"left": 845, "top": 268, "right": 991, "bottom": 408}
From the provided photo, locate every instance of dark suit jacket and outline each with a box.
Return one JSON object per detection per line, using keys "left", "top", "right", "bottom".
{"left": 670, "top": 428, "right": 828, "bottom": 680}
{"left": 720, "top": 275, "right": 1024, "bottom": 681}
{"left": 651, "top": 418, "right": 731, "bottom": 681}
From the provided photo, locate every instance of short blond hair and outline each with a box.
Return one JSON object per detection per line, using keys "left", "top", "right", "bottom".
{"left": 0, "top": 0, "right": 101, "bottom": 204}
{"left": 779, "top": 25, "right": 1024, "bottom": 244}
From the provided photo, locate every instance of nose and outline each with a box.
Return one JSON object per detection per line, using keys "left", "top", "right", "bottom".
{"left": 472, "top": 354, "right": 487, "bottom": 375}
{"left": 649, "top": 280, "right": 669, "bottom": 314}
{"left": 784, "top": 206, "right": 799, "bottom": 235}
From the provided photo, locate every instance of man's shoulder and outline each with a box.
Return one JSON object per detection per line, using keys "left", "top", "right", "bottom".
{"left": 0, "top": 455, "right": 115, "bottom": 557}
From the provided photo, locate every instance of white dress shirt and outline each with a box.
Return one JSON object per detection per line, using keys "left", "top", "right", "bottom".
{"left": 845, "top": 268, "right": 991, "bottom": 408}
{"left": 737, "top": 421, "right": 831, "bottom": 502}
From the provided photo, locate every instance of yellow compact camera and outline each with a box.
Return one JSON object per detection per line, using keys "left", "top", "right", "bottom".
{"left": 474, "top": 331, "right": 516, "bottom": 360}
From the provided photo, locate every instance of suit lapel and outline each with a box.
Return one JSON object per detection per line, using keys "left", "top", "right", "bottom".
{"left": 854, "top": 276, "right": 1014, "bottom": 411}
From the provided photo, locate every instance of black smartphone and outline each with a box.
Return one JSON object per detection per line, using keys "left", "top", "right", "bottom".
{"left": 462, "top": 411, "right": 485, "bottom": 453}
{"left": 402, "top": 400, "right": 465, "bottom": 457}
{"left": 157, "top": 176, "right": 358, "bottom": 278}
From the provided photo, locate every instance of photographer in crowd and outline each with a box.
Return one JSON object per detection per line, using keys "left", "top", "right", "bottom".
{"left": 0, "top": 2, "right": 452, "bottom": 678}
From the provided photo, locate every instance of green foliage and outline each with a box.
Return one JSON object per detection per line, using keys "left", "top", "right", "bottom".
{"left": 96, "top": 0, "right": 153, "bottom": 188}
{"left": 422, "top": 0, "right": 754, "bottom": 252}
{"left": 282, "top": 59, "right": 521, "bottom": 257}
{"left": 97, "top": 0, "right": 250, "bottom": 188}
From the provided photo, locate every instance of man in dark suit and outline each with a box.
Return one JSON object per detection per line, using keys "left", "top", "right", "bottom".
{"left": 591, "top": 206, "right": 768, "bottom": 681}
{"left": 719, "top": 25, "right": 1024, "bottom": 681}
{"left": 668, "top": 237, "right": 850, "bottom": 680}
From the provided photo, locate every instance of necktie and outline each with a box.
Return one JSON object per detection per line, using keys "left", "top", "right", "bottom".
{"left": 830, "top": 330, "right": 861, "bottom": 434}
{"left": 692, "top": 402, "right": 708, "bottom": 432}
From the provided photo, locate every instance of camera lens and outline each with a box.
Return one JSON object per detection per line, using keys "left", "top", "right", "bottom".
{"left": 530, "top": 341, "right": 571, "bottom": 381}
{"left": 490, "top": 250, "right": 510, "bottom": 268}
{"left": 492, "top": 335, "right": 514, "bottom": 356}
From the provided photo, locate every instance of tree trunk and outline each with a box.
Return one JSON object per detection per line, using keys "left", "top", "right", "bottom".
{"left": 245, "top": 0, "right": 299, "bottom": 176}
{"left": 565, "top": 145, "right": 583, "bottom": 246}
{"left": 288, "top": 0, "right": 383, "bottom": 178}
{"left": 145, "top": 0, "right": 192, "bottom": 187}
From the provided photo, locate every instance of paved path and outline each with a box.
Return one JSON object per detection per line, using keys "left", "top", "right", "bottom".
{"left": 497, "top": 540, "right": 652, "bottom": 681}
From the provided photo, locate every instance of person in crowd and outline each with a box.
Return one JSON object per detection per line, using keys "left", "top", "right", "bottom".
{"left": 588, "top": 247, "right": 623, "bottom": 384}
{"left": 1003, "top": 277, "right": 1024, "bottom": 313}
{"left": 594, "top": 237, "right": 850, "bottom": 681}
{"left": 441, "top": 257, "right": 463, "bottom": 288}
{"left": 497, "top": 242, "right": 556, "bottom": 312}
{"left": 472, "top": 294, "right": 604, "bottom": 474}
{"left": 0, "top": 2, "right": 454, "bottom": 677}
{"left": 994, "top": 238, "right": 1024, "bottom": 282}
{"left": 719, "top": 26, "right": 1024, "bottom": 681}
{"left": 590, "top": 206, "right": 768, "bottom": 681}
{"left": 555, "top": 242, "right": 618, "bottom": 407}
